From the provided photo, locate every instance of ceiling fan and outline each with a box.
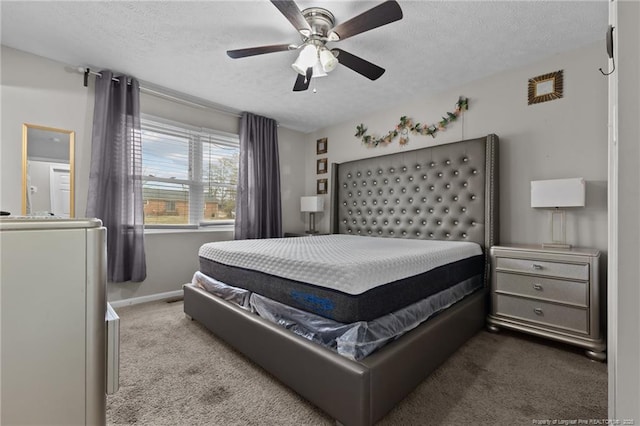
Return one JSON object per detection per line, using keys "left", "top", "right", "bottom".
{"left": 226, "top": 0, "right": 403, "bottom": 92}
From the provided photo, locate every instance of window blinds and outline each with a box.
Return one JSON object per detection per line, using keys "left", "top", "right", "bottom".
{"left": 141, "top": 116, "right": 239, "bottom": 227}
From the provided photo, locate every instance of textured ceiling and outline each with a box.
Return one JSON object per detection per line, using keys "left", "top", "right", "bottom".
{"left": 1, "top": 1, "right": 608, "bottom": 133}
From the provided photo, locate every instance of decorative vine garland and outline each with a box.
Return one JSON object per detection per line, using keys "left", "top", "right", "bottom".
{"left": 355, "top": 96, "right": 469, "bottom": 148}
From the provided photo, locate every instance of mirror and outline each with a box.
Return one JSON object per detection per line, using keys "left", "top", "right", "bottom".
{"left": 22, "top": 124, "right": 75, "bottom": 217}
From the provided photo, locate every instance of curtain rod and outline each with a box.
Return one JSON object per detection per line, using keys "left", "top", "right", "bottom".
{"left": 78, "top": 67, "right": 242, "bottom": 118}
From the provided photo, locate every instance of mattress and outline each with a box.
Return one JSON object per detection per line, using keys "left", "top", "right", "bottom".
{"left": 251, "top": 275, "right": 483, "bottom": 360}
{"left": 190, "top": 271, "right": 483, "bottom": 360}
{"left": 199, "top": 234, "right": 484, "bottom": 323}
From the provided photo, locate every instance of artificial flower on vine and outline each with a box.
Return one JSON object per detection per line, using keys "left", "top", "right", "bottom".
{"left": 355, "top": 96, "right": 469, "bottom": 148}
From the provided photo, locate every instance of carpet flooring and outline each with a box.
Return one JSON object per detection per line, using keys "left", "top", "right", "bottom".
{"left": 107, "top": 299, "right": 607, "bottom": 425}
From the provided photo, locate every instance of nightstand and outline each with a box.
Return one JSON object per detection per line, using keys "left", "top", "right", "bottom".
{"left": 487, "top": 244, "right": 605, "bottom": 361}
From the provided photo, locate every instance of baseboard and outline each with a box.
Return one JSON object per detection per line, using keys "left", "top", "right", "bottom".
{"left": 109, "top": 289, "right": 184, "bottom": 309}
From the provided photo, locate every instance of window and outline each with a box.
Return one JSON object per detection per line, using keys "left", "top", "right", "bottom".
{"left": 141, "top": 116, "right": 239, "bottom": 227}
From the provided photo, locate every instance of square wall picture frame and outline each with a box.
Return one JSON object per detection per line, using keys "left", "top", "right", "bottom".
{"left": 317, "top": 158, "right": 327, "bottom": 174}
{"left": 317, "top": 178, "right": 328, "bottom": 195}
{"left": 528, "top": 70, "right": 564, "bottom": 105}
{"left": 316, "top": 138, "right": 328, "bottom": 155}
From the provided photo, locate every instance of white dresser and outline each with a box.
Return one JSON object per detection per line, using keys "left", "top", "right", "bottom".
{"left": 0, "top": 218, "right": 119, "bottom": 425}
{"left": 487, "top": 244, "right": 605, "bottom": 361}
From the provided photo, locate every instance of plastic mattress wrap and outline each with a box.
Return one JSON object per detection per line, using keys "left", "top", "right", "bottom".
{"left": 192, "top": 271, "right": 251, "bottom": 309}
{"left": 250, "top": 275, "right": 483, "bottom": 361}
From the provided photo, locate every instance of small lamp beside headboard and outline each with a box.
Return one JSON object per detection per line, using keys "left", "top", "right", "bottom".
{"left": 301, "top": 196, "right": 324, "bottom": 234}
{"left": 531, "top": 177, "right": 585, "bottom": 249}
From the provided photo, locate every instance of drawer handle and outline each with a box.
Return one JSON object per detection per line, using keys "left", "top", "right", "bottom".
{"left": 532, "top": 264, "right": 543, "bottom": 270}
{"left": 533, "top": 283, "right": 543, "bottom": 291}
{"left": 534, "top": 308, "right": 543, "bottom": 315}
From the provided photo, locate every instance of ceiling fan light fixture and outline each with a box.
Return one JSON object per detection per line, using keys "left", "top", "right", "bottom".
{"left": 319, "top": 47, "right": 338, "bottom": 72}
{"left": 292, "top": 44, "right": 318, "bottom": 75}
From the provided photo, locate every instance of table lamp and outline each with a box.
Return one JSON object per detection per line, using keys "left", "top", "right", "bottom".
{"left": 300, "top": 196, "right": 324, "bottom": 234}
{"left": 531, "top": 178, "right": 585, "bottom": 249}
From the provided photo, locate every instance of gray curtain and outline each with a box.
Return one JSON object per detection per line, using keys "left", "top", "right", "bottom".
{"left": 86, "top": 70, "right": 146, "bottom": 282}
{"left": 235, "top": 112, "right": 282, "bottom": 239}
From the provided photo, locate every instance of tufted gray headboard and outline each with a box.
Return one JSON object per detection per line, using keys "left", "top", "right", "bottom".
{"left": 330, "top": 134, "right": 499, "bottom": 258}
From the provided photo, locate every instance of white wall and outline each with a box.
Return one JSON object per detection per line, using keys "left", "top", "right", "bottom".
{"left": 611, "top": 0, "right": 640, "bottom": 419}
{"left": 306, "top": 43, "right": 608, "bottom": 258}
{"left": 1, "top": 45, "right": 308, "bottom": 302}
{"left": 1, "top": 46, "right": 94, "bottom": 216}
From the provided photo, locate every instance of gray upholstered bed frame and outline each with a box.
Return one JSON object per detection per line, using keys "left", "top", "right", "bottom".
{"left": 184, "top": 134, "right": 499, "bottom": 425}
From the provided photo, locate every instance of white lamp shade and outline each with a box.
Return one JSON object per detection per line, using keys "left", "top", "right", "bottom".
{"left": 531, "top": 178, "right": 585, "bottom": 208}
{"left": 292, "top": 44, "right": 318, "bottom": 75}
{"left": 300, "top": 196, "right": 324, "bottom": 212}
{"left": 319, "top": 48, "right": 338, "bottom": 72}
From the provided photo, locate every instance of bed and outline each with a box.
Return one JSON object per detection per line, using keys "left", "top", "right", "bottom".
{"left": 183, "top": 134, "right": 499, "bottom": 425}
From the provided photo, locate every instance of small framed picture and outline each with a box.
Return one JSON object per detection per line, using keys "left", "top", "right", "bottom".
{"left": 316, "top": 158, "right": 327, "bottom": 174}
{"left": 317, "top": 178, "right": 328, "bottom": 195}
{"left": 528, "top": 70, "right": 564, "bottom": 105}
{"left": 316, "top": 138, "right": 328, "bottom": 155}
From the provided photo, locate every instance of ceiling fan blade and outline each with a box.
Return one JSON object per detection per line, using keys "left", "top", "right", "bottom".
{"left": 293, "top": 67, "right": 313, "bottom": 91}
{"left": 227, "top": 44, "right": 292, "bottom": 59}
{"left": 333, "top": 49, "right": 385, "bottom": 80}
{"left": 329, "top": 0, "right": 403, "bottom": 41}
{"left": 271, "top": 0, "right": 312, "bottom": 35}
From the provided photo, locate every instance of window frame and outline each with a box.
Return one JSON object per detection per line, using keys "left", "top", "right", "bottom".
{"left": 140, "top": 114, "right": 239, "bottom": 230}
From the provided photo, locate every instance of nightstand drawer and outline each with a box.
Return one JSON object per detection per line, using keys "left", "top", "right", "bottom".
{"left": 496, "top": 257, "right": 588, "bottom": 280}
{"left": 495, "top": 272, "right": 588, "bottom": 306}
{"left": 495, "top": 294, "right": 588, "bottom": 334}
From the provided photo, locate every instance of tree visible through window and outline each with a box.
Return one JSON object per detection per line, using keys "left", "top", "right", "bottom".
{"left": 141, "top": 117, "right": 239, "bottom": 227}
